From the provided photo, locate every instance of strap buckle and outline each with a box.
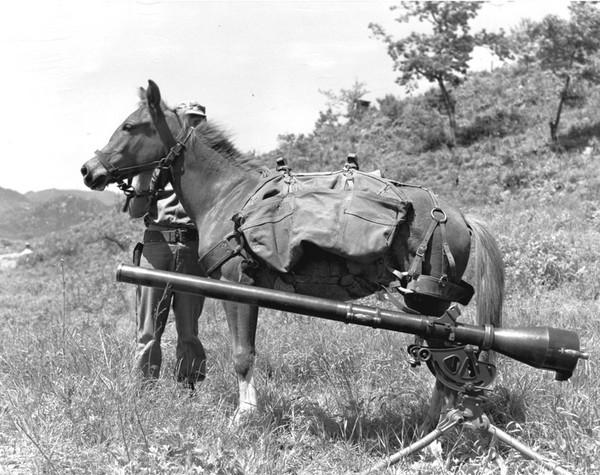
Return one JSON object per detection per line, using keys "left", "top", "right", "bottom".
{"left": 431, "top": 207, "right": 447, "bottom": 223}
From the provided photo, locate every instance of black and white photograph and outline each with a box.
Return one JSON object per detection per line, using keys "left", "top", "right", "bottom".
{"left": 1, "top": 1, "right": 597, "bottom": 473}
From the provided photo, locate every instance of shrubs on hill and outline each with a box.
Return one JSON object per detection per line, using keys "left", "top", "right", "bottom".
{"left": 458, "top": 107, "right": 526, "bottom": 145}
{"left": 28, "top": 208, "right": 141, "bottom": 266}
{"left": 0, "top": 194, "right": 118, "bottom": 240}
{"left": 263, "top": 62, "right": 600, "bottom": 206}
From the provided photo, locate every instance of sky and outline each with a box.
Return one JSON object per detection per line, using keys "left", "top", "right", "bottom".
{"left": 1, "top": 0, "right": 569, "bottom": 194}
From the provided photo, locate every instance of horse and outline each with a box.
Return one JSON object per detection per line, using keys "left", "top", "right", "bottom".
{"left": 81, "top": 80, "right": 504, "bottom": 427}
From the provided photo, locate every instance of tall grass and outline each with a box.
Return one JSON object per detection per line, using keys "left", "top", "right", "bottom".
{"left": 1, "top": 189, "right": 598, "bottom": 474}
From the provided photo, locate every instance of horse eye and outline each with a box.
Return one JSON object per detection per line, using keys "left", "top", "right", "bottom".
{"left": 122, "top": 123, "right": 134, "bottom": 132}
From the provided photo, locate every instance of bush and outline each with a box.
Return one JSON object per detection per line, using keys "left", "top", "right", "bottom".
{"left": 500, "top": 167, "right": 530, "bottom": 190}
{"left": 458, "top": 108, "right": 526, "bottom": 146}
{"left": 396, "top": 101, "right": 449, "bottom": 153}
{"left": 376, "top": 94, "right": 404, "bottom": 124}
{"left": 499, "top": 230, "right": 597, "bottom": 291}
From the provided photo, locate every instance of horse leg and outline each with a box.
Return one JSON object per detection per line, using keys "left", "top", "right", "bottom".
{"left": 223, "top": 300, "right": 258, "bottom": 424}
{"left": 173, "top": 292, "right": 206, "bottom": 386}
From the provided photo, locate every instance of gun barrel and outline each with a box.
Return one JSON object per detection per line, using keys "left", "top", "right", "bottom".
{"left": 116, "top": 264, "right": 586, "bottom": 380}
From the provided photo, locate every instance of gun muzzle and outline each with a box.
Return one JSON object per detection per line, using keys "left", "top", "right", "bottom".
{"left": 491, "top": 326, "right": 588, "bottom": 380}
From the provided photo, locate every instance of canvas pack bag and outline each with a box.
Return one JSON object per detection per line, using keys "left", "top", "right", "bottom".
{"left": 235, "top": 169, "right": 410, "bottom": 273}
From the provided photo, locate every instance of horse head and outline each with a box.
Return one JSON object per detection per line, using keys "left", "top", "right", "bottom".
{"left": 81, "top": 80, "right": 181, "bottom": 190}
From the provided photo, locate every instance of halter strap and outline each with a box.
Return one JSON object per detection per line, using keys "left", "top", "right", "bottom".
{"left": 118, "top": 125, "right": 194, "bottom": 211}
{"left": 94, "top": 149, "right": 163, "bottom": 184}
{"left": 147, "top": 97, "right": 182, "bottom": 150}
{"left": 157, "top": 126, "right": 195, "bottom": 170}
{"left": 97, "top": 107, "right": 192, "bottom": 205}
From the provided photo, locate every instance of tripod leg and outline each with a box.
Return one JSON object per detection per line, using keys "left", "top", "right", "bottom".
{"left": 486, "top": 422, "right": 573, "bottom": 475}
{"left": 485, "top": 441, "right": 507, "bottom": 475}
{"left": 358, "top": 411, "right": 462, "bottom": 475}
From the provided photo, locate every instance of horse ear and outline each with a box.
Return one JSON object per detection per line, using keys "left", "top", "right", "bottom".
{"left": 138, "top": 87, "right": 146, "bottom": 101}
{"left": 144, "top": 80, "right": 175, "bottom": 146}
{"left": 146, "top": 79, "right": 161, "bottom": 108}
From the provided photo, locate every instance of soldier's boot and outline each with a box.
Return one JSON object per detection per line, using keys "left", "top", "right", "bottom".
{"left": 176, "top": 336, "right": 207, "bottom": 384}
{"left": 136, "top": 339, "right": 162, "bottom": 380}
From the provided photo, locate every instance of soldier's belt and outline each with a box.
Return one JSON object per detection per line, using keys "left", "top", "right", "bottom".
{"left": 144, "top": 228, "right": 198, "bottom": 244}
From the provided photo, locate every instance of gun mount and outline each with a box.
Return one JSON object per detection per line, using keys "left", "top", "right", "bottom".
{"left": 116, "top": 264, "right": 588, "bottom": 382}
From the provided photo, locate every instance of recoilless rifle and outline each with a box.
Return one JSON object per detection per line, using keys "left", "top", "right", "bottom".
{"left": 116, "top": 263, "right": 589, "bottom": 474}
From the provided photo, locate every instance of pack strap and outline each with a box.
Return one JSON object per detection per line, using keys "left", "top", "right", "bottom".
{"left": 199, "top": 232, "right": 245, "bottom": 276}
{"left": 408, "top": 193, "right": 457, "bottom": 282}
{"left": 406, "top": 275, "right": 474, "bottom": 306}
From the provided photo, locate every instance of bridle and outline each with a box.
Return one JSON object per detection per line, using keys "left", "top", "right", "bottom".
{"left": 94, "top": 107, "right": 194, "bottom": 202}
{"left": 94, "top": 148, "right": 164, "bottom": 196}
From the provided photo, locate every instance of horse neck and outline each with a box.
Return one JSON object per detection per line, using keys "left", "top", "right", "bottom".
{"left": 171, "top": 138, "right": 260, "bottom": 237}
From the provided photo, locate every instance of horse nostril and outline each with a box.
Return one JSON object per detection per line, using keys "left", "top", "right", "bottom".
{"left": 80, "top": 165, "right": 88, "bottom": 177}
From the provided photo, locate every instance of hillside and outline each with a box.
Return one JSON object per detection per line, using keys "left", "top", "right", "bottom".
{"left": 0, "top": 187, "right": 123, "bottom": 241}
{"left": 25, "top": 188, "right": 120, "bottom": 207}
{"left": 266, "top": 64, "right": 600, "bottom": 208}
{"left": 0, "top": 186, "right": 32, "bottom": 215}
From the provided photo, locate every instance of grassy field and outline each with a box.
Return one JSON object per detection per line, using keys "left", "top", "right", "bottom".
{"left": 0, "top": 183, "right": 598, "bottom": 475}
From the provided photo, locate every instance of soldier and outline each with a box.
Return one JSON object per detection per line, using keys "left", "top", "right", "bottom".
{"left": 176, "top": 101, "right": 207, "bottom": 127}
{"left": 128, "top": 102, "right": 207, "bottom": 385}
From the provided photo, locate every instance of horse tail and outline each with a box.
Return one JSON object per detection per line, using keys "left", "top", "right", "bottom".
{"left": 464, "top": 216, "right": 504, "bottom": 333}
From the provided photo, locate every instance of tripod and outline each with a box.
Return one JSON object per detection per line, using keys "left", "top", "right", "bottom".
{"left": 358, "top": 341, "right": 574, "bottom": 475}
{"left": 359, "top": 394, "right": 573, "bottom": 475}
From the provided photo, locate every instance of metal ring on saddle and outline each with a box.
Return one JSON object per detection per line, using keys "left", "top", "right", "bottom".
{"left": 431, "top": 207, "right": 447, "bottom": 223}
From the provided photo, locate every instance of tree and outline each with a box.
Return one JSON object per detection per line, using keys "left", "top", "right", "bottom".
{"left": 314, "top": 107, "right": 340, "bottom": 131}
{"left": 512, "top": 2, "right": 600, "bottom": 143}
{"left": 369, "top": 1, "right": 511, "bottom": 147}
{"left": 319, "top": 80, "right": 370, "bottom": 122}
{"left": 377, "top": 94, "right": 404, "bottom": 124}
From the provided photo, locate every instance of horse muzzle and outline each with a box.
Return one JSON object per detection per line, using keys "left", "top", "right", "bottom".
{"left": 80, "top": 156, "right": 110, "bottom": 190}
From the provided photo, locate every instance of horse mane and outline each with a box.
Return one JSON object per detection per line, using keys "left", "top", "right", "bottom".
{"left": 192, "top": 121, "right": 267, "bottom": 171}
{"left": 137, "top": 87, "right": 267, "bottom": 171}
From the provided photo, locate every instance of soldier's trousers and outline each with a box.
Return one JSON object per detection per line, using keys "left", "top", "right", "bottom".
{"left": 136, "top": 236, "right": 206, "bottom": 383}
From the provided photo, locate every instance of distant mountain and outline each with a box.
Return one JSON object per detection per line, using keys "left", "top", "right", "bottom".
{"left": 0, "top": 187, "right": 123, "bottom": 239}
{"left": 25, "top": 188, "right": 120, "bottom": 207}
{"left": 0, "top": 186, "right": 32, "bottom": 214}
